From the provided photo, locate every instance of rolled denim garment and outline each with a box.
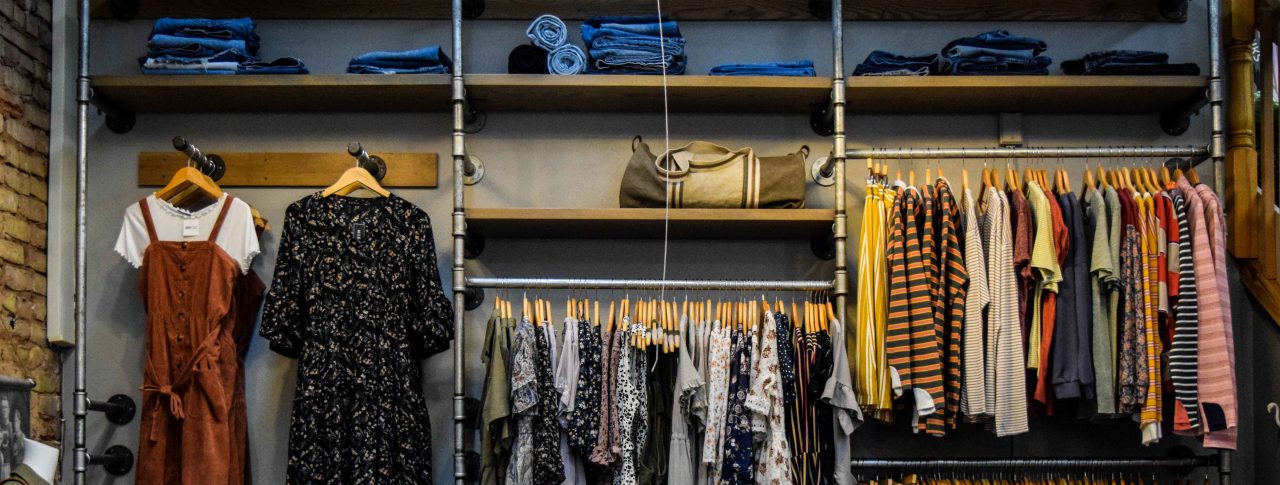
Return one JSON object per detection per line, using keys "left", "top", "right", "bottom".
{"left": 942, "top": 30, "right": 1047, "bottom": 56}
{"left": 508, "top": 44, "right": 549, "bottom": 74}
{"left": 526, "top": 14, "right": 569, "bottom": 50}
{"left": 944, "top": 45, "right": 1036, "bottom": 61}
{"left": 348, "top": 44, "right": 453, "bottom": 70}
{"left": 347, "top": 64, "right": 449, "bottom": 74}
{"left": 147, "top": 34, "right": 248, "bottom": 58}
{"left": 239, "top": 57, "right": 309, "bottom": 74}
{"left": 547, "top": 44, "right": 586, "bottom": 75}
{"left": 150, "top": 17, "right": 259, "bottom": 53}
{"left": 709, "top": 59, "right": 815, "bottom": 76}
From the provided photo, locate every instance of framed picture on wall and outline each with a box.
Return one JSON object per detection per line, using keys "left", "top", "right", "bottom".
{"left": 0, "top": 375, "right": 32, "bottom": 478}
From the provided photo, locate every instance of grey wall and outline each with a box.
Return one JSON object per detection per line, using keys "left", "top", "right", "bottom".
{"left": 58, "top": 2, "right": 1278, "bottom": 483}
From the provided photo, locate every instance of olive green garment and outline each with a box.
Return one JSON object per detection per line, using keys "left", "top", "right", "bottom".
{"left": 479, "top": 316, "right": 514, "bottom": 485}
{"left": 0, "top": 465, "right": 51, "bottom": 485}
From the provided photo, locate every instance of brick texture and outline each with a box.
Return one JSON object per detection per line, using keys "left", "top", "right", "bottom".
{"left": 0, "top": 0, "right": 54, "bottom": 449}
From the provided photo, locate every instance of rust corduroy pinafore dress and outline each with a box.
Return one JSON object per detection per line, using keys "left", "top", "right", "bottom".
{"left": 135, "top": 196, "right": 249, "bottom": 485}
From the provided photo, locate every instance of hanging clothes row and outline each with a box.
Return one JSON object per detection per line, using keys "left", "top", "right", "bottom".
{"left": 853, "top": 470, "right": 1212, "bottom": 485}
{"left": 479, "top": 294, "right": 864, "bottom": 485}
{"left": 852, "top": 161, "right": 1237, "bottom": 449}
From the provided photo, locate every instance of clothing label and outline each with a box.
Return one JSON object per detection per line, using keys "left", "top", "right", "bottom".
{"left": 182, "top": 219, "right": 200, "bottom": 237}
{"left": 352, "top": 222, "right": 366, "bottom": 240}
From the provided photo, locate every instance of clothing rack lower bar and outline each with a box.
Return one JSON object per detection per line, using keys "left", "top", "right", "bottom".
{"left": 851, "top": 456, "right": 1216, "bottom": 469}
{"left": 844, "top": 146, "right": 1208, "bottom": 160}
{"left": 465, "top": 277, "right": 833, "bottom": 291}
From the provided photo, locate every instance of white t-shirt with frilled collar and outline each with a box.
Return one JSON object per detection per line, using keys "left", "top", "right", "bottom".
{"left": 114, "top": 193, "right": 260, "bottom": 274}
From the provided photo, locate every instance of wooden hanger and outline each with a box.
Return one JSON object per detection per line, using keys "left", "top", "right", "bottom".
{"left": 1187, "top": 164, "right": 1201, "bottom": 185}
{"left": 322, "top": 164, "right": 390, "bottom": 197}
{"left": 156, "top": 164, "right": 223, "bottom": 204}
{"left": 1084, "top": 164, "right": 1095, "bottom": 191}
{"left": 1097, "top": 166, "right": 1109, "bottom": 189}
{"left": 961, "top": 167, "right": 970, "bottom": 194}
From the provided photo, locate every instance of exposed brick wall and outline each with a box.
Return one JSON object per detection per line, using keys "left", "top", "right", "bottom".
{"left": 0, "top": 0, "right": 56, "bottom": 448}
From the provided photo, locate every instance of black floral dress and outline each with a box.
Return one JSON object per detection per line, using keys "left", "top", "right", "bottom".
{"left": 260, "top": 193, "right": 454, "bottom": 484}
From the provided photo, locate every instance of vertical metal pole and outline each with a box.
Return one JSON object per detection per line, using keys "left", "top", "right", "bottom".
{"left": 73, "top": 0, "right": 90, "bottom": 482}
{"left": 1209, "top": 0, "right": 1225, "bottom": 195}
{"left": 450, "top": 0, "right": 468, "bottom": 482}
{"left": 1218, "top": 449, "right": 1232, "bottom": 485}
{"left": 831, "top": 0, "right": 848, "bottom": 326}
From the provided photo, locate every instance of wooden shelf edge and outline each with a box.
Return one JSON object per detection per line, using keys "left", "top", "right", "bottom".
{"left": 466, "top": 207, "right": 835, "bottom": 239}
{"left": 1242, "top": 260, "right": 1280, "bottom": 327}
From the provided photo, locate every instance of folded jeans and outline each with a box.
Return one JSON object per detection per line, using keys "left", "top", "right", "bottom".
{"left": 239, "top": 57, "right": 309, "bottom": 74}
{"left": 147, "top": 34, "right": 249, "bottom": 58}
{"left": 709, "top": 60, "right": 815, "bottom": 76}
{"left": 348, "top": 45, "right": 451, "bottom": 71}
{"left": 944, "top": 45, "right": 1036, "bottom": 61}
{"left": 149, "top": 17, "right": 259, "bottom": 53}
{"left": 346, "top": 64, "right": 449, "bottom": 74}
{"left": 942, "top": 30, "right": 1047, "bottom": 56}
{"left": 509, "top": 44, "right": 549, "bottom": 74}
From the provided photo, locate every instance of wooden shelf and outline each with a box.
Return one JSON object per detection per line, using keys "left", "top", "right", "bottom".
{"left": 465, "top": 208, "right": 835, "bottom": 239}
{"left": 92, "top": 0, "right": 1183, "bottom": 22}
{"left": 465, "top": 74, "right": 830, "bottom": 113}
{"left": 90, "top": 74, "right": 452, "bottom": 113}
{"left": 846, "top": 75, "right": 1207, "bottom": 114}
{"left": 91, "top": 74, "right": 1205, "bottom": 115}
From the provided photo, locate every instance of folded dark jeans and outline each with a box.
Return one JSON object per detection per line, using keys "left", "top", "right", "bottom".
{"left": 710, "top": 60, "right": 815, "bottom": 76}
{"left": 590, "top": 54, "right": 686, "bottom": 74}
{"left": 942, "top": 30, "right": 1047, "bottom": 56}
{"left": 148, "top": 34, "right": 249, "bottom": 58}
{"left": 239, "top": 57, "right": 309, "bottom": 74}
{"left": 150, "top": 17, "right": 259, "bottom": 52}
{"left": 1060, "top": 50, "right": 1194, "bottom": 75}
{"left": 948, "top": 55, "right": 1052, "bottom": 75}
{"left": 1074, "top": 63, "right": 1201, "bottom": 75}
{"left": 347, "top": 65, "right": 449, "bottom": 74}
{"left": 508, "top": 44, "right": 549, "bottom": 74}
{"left": 853, "top": 50, "right": 936, "bottom": 75}
{"left": 349, "top": 45, "right": 451, "bottom": 72}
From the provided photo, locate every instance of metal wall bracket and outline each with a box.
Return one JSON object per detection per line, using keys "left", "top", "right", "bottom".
{"left": 462, "top": 98, "right": 487, "bottom": 134}
{"left": 810, "top": 102, "right": 835, "bottom": 137}
{"left": 811, "top": 228, "right": 836, "bottom": 260}
{"left": 1159, "top": 0, "right": 1189, "bottom": 22}
{"left": 811, "top": 156, "right": 836, "bottom": 186}
{"left": 1160, "top": 91, "right": 1208, "bottom": 136}
{"left": 463, "top": 155, "right": 485, "bottom": 185}
{"left": 463, "top": 231, "right": 485, "bottom": 259}
{"left": 106, "top": 0, "right": 139, "bottom": 19}
{"left": 808, "top": 0, "right": 833, "bottom": 19}
{"left": 999, "top": 113, "right": 1024, "bottom": 147}
{"left": 87, "top": 394, "right": 136, "bottom": 425}
{"left": 462, "top": 0, "right": 485, "bottom": 19}
{"left": 89, "top": 90, "right": 135, "bottom": 134}
{"left": 88, "top": 445, "right": 134, "bottom": 476}
{"left": 462, "top": 286, "right": 485, "bottom": 311}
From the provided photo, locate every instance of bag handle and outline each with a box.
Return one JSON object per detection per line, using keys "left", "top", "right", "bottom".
{"left": 632, "top": 135, "right": 643, "bottom": 153}
{"left": 799, "top": 145, "right": 810, "bottom": 159}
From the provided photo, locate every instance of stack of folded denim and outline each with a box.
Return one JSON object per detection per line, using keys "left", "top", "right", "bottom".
{"left": 1061, "top": 50, "right": 1200, "bottom": 75}
{"left": 939, "top": 30, "right": 1051, "bottom": 75}
{"left": 509, "top": 15, "right": 587, "bottom": 75}
{"left": 141, "top": 17, "right": 308, "bottom": 75}
{"left": 853, "top": 50, "right": 938, "bottom": 76}
{"left": 709, "top": 59, "right": 814, "bottom": 77}
{"left": 581, "top": 15, "right": 685, "bottom": 75}
{"left": 347, "top": 45, "right": 451, "bottom": 74}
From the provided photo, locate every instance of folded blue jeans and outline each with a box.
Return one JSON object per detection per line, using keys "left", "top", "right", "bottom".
{"left": 526, "top": 14, "right": 569, "bottom": 50}
{"left": 853, "top": 50, "right": 936, "bottom": 75}
{"left": 944, "top": 45, "right": 1036, "bottom": 61}
{"left": 548, "top": 45, "right": 586, "bottom": 75}
{"left": 147, "top": 34, "right": 249, "bottom": 58}
{"left": 709, "top": 60, "right": 815, "bottom": 76}
{"left": 947, "top": 55, "right": 1052, "bottom": 75}
{"left": 347, "top": 64, "right": 449, "bottom": 74}
{"left": 1061, "top": 50, "right": 1172, "bottom": 74}
{"left": 239, "top": 57, "right": 309, "bottom": 74}
{"left": 592, "top": 53, "right": 685, "bottom": 74}
{"left": 348, "top": 45, "right": 451, "bottom": 72}
{"left": 150, "top": 17, "right": 259, "bottom": 52}
{"left": 589, "top": 37, "right": 685, "bottom": 57}
{"left": 942, "top": 30, "right": 1047, "bottom": 56}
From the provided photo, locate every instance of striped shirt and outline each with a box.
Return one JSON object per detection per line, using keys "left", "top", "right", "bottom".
{"left": 1167, "top": 188, "right": 1201, "bottom": 434}
{"left": 929, "top": 179, "right": 967, "bottom": 434}
{"left": 960, "top": 188, "right": 990, "bottom": 418}
{"left": 980, "top": 190, "right": 1028, "bottom": 436}
{"left": 1193, "top": 183, "right": 1237, "bottom": 450}
{"left": 885, "top": 186, "right": 943, "bottom": 428}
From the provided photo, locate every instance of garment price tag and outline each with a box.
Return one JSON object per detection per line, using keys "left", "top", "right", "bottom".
{"left": 182, "top": 219, "right": 200, "bottom": 237}
{"left": 352, "top": 222, "right": 366, "bottom": 240}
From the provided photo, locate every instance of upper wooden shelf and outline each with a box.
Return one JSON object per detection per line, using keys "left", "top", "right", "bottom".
{"left": 90, "top": 74, "right": 1206, "bottom": 116}
{"left": 465, "top": 208, "right": 836, "bottom": 240}
{"left": 92, "top": 0, "right": 1184, "bottom": 22}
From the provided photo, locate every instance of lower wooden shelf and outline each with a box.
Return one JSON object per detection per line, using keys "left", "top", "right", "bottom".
{"left": 465, "top": 208, "right": 835, "bottom": 239}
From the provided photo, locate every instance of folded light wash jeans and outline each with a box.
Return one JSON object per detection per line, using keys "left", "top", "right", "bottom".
{"left": 709, "top": 60, "right": 815, "bottom": 76}
{"left": 348, "top": 45, "right": 451, "bottom": 73}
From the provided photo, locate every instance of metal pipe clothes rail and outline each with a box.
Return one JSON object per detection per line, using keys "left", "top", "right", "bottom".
{"left": 466, "top": 277, "right": 834, "bottom": 291}
{"left": 845, "top": 146, "right": 1209, "bottom": 160}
